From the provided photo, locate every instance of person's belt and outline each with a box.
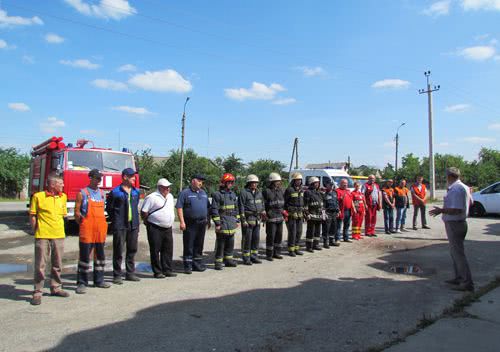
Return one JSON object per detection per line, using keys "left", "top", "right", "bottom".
{"left": 147, "top": 222, "right": 172, "bottom": 230}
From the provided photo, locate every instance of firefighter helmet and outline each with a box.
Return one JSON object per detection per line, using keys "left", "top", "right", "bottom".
{"left": 221, "top": 173, "right": 235, "bottom": 183}
{"left": 268, "top": 172, "right": 282, "bottom": 182}
{"left": 246, "top": 174, "right": 259, "bottom": 183}
{"left": 291, "top": 172, "right": 303, "bottom": 180}
{"left": 308, "top": 176, "right": 320, "bottom": 185}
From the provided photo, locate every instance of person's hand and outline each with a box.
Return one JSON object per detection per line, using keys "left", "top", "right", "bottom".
{"left": 242, "top": 221, "right": 249, "bottom": 227}
{"left": 180, "top": 221, "right": 186, "bottom": 231}
{"left": 429, "top": 206, "right": 442, "bottom": 217}
{"left": 378, "top": 204, "right": 382, "bottom": 211}
{"left": 216, "top": 225, "right": 221, "bottom": 232}
{"left": 236, "top": 223, "right": 240, "bottom": 229}
{"left": 206, "top": 221, "right": 211, "bottom": 230}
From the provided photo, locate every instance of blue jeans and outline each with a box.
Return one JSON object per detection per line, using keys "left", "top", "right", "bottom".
{"left": 383, "top": 208, "right": 394, "bottom": 232}
{"left": 395, "top": 207, "right": 408, "bottom": 229}
{"left": 336, "top": 209, "right": 351, "bottom": 241}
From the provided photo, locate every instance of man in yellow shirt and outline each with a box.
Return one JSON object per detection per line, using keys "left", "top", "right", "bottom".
{"left": 29, "top": 173, "right": 69, "bottom": 305}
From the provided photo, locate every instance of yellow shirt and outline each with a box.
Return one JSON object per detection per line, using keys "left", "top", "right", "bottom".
{"left": 29, "top": 191, "right": 67, "bottom": 239}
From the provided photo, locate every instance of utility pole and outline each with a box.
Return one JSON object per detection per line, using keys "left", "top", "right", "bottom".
{"left": 179, "top": 97, "right": 190, "bottom": 191}
{"left": 288, "top": 137, "right": 299, "bottom": 174}
{"left": 419, "top": 71, "right": 440, "bottom": 200}
{"left": 395, "top": 122, "right": 406, "bottom": 174}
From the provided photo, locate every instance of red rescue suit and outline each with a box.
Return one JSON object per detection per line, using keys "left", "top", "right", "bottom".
{"left": 351, "top": 190, "right": 365, "bottom": 240}
{"left": 363, "top": 182, "right": 380, "bottom": 236}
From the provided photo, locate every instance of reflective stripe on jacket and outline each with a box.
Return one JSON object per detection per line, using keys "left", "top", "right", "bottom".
{"left": 304, "top": 188, "right": 324, "bottom": 221}
{"left": 211, "top": 188, "right": 240, "bottom": 234}
{"left": 239, "top": 187, "right": 265, "bottom": 226}
{"left": 284, "top": 186, "right": 304, "bottom": 219}
{"left": 263, "top": 186, "right": 285, "bottom": 223}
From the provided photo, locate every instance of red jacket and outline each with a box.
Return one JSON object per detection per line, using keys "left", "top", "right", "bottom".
{"left": 336, "top": 188, "right": 353, "bottom": 219}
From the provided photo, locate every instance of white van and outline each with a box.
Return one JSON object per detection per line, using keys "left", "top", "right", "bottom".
{"left": 290, "top": 169, "right": 354, "bottom": 191}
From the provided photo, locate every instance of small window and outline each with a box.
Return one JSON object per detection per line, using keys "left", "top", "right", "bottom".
{"left": 492, "top": 184, "right": 500, "bottom": 194}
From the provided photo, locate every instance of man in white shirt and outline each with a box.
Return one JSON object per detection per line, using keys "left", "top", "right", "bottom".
{"left": 141, "top": 178, "right": 177, "bottom": 279}
{"left": 430, "top": 167, "right": 473, "bottom": 292}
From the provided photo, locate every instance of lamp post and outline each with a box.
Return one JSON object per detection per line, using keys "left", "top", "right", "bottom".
{"left": 179, "top": 97, "right": 190, "bottom": 191}
{"left": 395, "top": 122, "right": 406, "bottom": 174}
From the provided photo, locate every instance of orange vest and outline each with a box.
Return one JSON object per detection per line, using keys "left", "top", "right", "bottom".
{"left": 411, "top": 184, "right": 427, "bottom": 205}
{"left": 79, "top": 188, "right": 108, "bottom": 243}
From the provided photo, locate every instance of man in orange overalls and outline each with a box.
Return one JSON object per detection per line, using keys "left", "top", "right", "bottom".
{"left": 74, "top": 169, "right": 111, "bottom": 294}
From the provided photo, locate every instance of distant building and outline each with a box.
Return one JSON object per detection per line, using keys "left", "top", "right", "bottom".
{"left": 305, "top": 162, "right": 349, "bottom": 172}
{"left": 152, "top": 156, "right": 169, "bottom": 165}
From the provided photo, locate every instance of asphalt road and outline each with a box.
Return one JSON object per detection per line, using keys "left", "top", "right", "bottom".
{"left": 0, "top": 205, "right": 499, "bottom": 352}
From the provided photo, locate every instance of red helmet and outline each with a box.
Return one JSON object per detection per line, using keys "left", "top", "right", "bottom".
{"left": 221, "top": 173, "right": 235, "bottom": 183}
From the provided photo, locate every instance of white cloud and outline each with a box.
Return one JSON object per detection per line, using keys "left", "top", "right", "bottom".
{"left": 117, "top": 64, "right": 137, "bottom": 72}
{"left": 64, "top": 0, "right": 136, "bottom": 20}
{"left": 91, "top": 79, "right": 128, "bottom": 91}
{"left": 438, "top": 142, "right": 450, "bottom": 147}
{"left": 0, "top": 8, "right": 43, "bottom": 28}
{"left": 463, "top": 136, "right": 496, "bottom": 143}
{"left": 371, "top": 79, "right": 411, "bottom": 89}
{"left": 112, "top": 105, "right": 153, "bottom": 115}
{"left": 458, "top": 46, "right": 496, "bottom": 61}
{"left": 0, "top": 39, "right": 7, "bottom": 49}
{"left": 462, "top": 0, "right": 500, "bottom": 11}
{"left": 22, "top": 55, "right": 35, "bottom": 64}
{"left": 488, "top": 122, "right": 500, "bottom": 130}
{"left": 295, "top": 66, "right": 326, "bottom": 77}
{"left": 128, "top": 69, "right": 192, "bottom": 93}
{"left": 40, "top": 117, "right": 65, "bottom": 133}
{"left": 444, "top": 104, "right": 471, "bottom": 113}
{"left": 225, "top": 82, "right": 286, "bottom": 101}
{"left": 8, "top": 102, "right": 30, "bottom": 112}
{"left": 45, "top": 33, "right": 65, "bottom": 44}
{"left": 60, "top": 59, "right": 100, "bottom": 69}
{"left": 422, "top": 1, "right": 451, "bottom": 16}
{"left": 272, "top": 98, "right": 297, "bottom": 105}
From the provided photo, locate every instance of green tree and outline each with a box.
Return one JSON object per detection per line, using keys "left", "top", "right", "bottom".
{"left": 0, "top": 148, "right": 30, "bottom": 198}
{"left": 133, "top": 149, "right": 161, "bottom": 191}
{"left": 222, "top": 153, "right": 245, "bottom": 175}
{"left": 474, "top": 148, "right": 500, "bottom": 189}
{"left": 397, "top": 153, "right": 421, "bottom": 182}
{"left": 247, "top": 159, "right": 287, "bottom": 188}
{"left": 381, "top": 163, "right": 395, "bottom": 180}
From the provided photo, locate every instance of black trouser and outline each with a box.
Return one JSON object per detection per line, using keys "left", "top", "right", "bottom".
{"left": 77, "top": 242, "right": 105, "bottom": 286}
{"left": 183, "top": 220, "right": 206, "bottom": 266}
{"left": 306, "top": 220, "right": 322, "bottom": 248}
{"left": 286, "top": 218, "right": 303, "bottom": 252}
{"left": 336, "top": 209, "right": 351, "bottom": 241}
{"left": 242, "top": 224, "right": 260, "bottom": 259}
{"left": 266, "top": 221, "right": 283, "bottom": 257}
{"left": 113, "top": 226, "right": 139, "bottom": 277}
{"left": 322, "top": 215, "right": 337, "bottom": 242}
{"left": 413, "top": 204, "right": 427, "bottom": 227}
{"left": 146, "top": 223, "right": 173, "bottom": 275}
{"left": 215, "top": 233, "right": 235, "bottom": 263}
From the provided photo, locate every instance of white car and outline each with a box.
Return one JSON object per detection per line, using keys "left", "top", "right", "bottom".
{"left": 471, "top": 181, "right": 500, "bottom": 216}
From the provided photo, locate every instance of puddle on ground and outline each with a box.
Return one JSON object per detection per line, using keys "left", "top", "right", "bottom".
{"left": 388, "top": 263, "right": 423, "bottom": 275}
{"left": 0, "top": 263, "right": 28, "bottom": 274}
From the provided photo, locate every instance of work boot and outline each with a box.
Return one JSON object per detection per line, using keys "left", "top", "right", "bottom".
{"left": 214, "top": 261, "right": 223, "bottom": 270}
{"left": 75, "top": 284, "right": 87, "bottom": 294}
{"left": 412, "top": 226, "right": 418, "bottom": 230}
{"left": 95, "top": 282, "right": 111, "bottom": 288}
{"left": 183, "top": 262, "right": 193, "bottom": 275}
{"left": 423, "top": 225, "right": 431, "bottom": 229}
{"left": 333, "top": 240, "right": 340, "bottom": 247}
{"left": 313, "top": 242, "right": 322, "bottom": 251}
{"left": 266, "top": 249, "right": 273, "bottom": 261}
{"left": 113, "top": 276, "right": 123, "bottom": 285}
{"left": 395, "top": 229, "right": 401, "bottom": 233}
{"left": 193, "top": 260, "right": 206, "bottom": 272}
{"left": 51, "top": 289, "right": 70, "bottom": 297}
{"left": 224, "top": 258, "right": 238, "bottom": 267}
{"left": 242, "top": 256, "right": 252, "bottom": 265}
{"left": 323, "top": 239, "right": 330, "bottom": 249}
{"left": 251, "top": 255, "right": 262, "bottom": 264}
{"left": 329, "top": 238, "right": 335, "bottom": 246}
{"left": 288, "top": 251, "right": 296, "bottom": 257}
{"left": 266, "top": 255, "right": 274, "bottom": 262}
{"left": 154, "top": 273, "right": 166, "bottom": 279}
{"left": 295, "top": 248, "right": 304, "bottom": 255}
{"left": 125, "top": 274, "right": 141, "bottom": 282}
{"left": 273, "top": 248, "right": 283, "bottom": 259}
{"left": 306, "top": 242, "right": 314, "bottom": 253}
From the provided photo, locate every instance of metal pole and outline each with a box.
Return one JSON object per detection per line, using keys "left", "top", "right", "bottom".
{"left": 295, "top": 138, "right": 299, "bottom": 169}
{"left": 179, "top": 97, "right": 190, "bottom": 191}
{"left": 395, "top": 122, "right": 405, "bottom": 174}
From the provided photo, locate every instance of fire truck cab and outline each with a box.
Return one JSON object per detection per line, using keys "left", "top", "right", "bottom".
{"left": 29, "top": 137, "right": 139, "bottom": 219}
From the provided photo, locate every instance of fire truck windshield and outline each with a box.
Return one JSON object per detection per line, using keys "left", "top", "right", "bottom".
{"left": 67, "top": 150, "right": 135, "bottom": 172}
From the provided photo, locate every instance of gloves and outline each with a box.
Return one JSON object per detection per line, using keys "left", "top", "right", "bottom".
{"left": 282, "top": 210, "right": 289, "bottom": 222}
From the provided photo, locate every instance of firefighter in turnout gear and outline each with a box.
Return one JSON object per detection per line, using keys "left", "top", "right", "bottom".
{"left": 304, "top": 177, "right": 324, "bottom": 252}
{"left": 322, "top": 178, "right": 340, "bottom": 248}
{"left": 263, "top": 172, "right": 286, "bottom": 261}
{"left": 284, "top": 172, "right": 305, "bottom": 256}
{"left": 211, "top": 173, "right": 240, "bottom": 270}
{"left": 239, "top": 174, "right": 266, "bottom": 265}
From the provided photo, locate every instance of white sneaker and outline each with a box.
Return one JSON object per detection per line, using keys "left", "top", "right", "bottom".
{"left": 396, "top": 229, "right": 401, "bottom": 233}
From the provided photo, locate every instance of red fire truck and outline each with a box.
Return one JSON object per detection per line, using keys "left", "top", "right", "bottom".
{"left": 28, "top": 136, "right": 139, "bottom": 219}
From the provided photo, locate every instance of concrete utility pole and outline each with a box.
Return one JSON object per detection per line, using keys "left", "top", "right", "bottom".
{"left": 288, "top": 137, "right": 299, "bottom": 174}
{"left": 179, "top": 97, "right": 190, "bottom": 191}
{"left": 419, "top": 71, "right": 440, "bottom": 200}
{"left": 395, "top": 122, "right": 406, "bottom": 174}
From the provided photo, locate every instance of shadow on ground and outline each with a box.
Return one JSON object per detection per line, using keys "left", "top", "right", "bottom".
{"left": 44, "top": 239, "right": 500, "bottom": 352}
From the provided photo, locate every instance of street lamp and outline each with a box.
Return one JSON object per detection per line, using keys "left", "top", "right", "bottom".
{"left": 395, "top": 122, "right": 406, "bottom": 174}
{"left": 179, "top": 97, "right": 190, "bottom": 191}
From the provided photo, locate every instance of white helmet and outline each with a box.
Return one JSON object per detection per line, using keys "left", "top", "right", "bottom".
{"left": 309, "top": 176, "right": 320, "bottom": 185}
{"left": 291, "top": 172, "right": 303, "bottom": 180}
{"left": 246, "top": 174, "right": 259, "bottom": 183}
{"left": 268, "top": 172, "right": 282, "bottom": 182}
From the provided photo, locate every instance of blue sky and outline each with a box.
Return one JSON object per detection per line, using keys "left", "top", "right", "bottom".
{"left": 1, "top": 0, "right": 499, "bottom": 168}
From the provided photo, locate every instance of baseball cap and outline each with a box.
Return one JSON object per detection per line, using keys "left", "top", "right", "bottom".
{"left": 191, "top": 173, "right": 206, "bottom": 181}
{"left": 88, "top": 169, "right": 103, "bottom": 179}
{"left": 157, "top": 178, "right": 172, "bottom": 187}
{"left": 122, "top": 168, "right": 137, "bottom": 177}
